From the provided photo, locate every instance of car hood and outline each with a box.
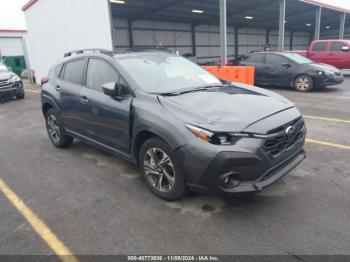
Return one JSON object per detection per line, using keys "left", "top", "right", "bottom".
{"left": 0, "top": 72, "right": 12, "bottom": 81}
{"left": 307, "top": 63, "right": 340, "bottom": 72}
{"left": 158, "top": 83, "right": 295, "bottom": 133}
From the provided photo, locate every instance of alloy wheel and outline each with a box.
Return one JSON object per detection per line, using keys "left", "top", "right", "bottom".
{"left": 143, "top": 148, "right": 175, "bottom": 193}
{"left": 47, "top": 114, "right": 60, "bottom": 144}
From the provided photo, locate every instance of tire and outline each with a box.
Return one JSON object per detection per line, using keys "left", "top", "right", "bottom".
{"left": 139, "top": 138, "right": 186, "bottom": 201}
{"left": 16, "top": 92, "right": 25, "bottom": 99}
{"left": 45, "top": 109, "right": 73, "bottom": 148}
{"left": 294, "top": 75, "right": 314, "bottom": 92}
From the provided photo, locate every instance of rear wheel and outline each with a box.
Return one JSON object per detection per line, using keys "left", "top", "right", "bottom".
{"left": 294, "top": 75, "right": 314, "bottom": 92}
{"left": 45, "top": 109, "right": 73, "bottom": 148}
{"left": 139, "top": 138, "right": 186, "bottom": 200}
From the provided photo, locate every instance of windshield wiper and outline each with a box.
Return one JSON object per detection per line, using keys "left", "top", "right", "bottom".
{"left": 160, "top": 85, "right": 222, "bottom": 96}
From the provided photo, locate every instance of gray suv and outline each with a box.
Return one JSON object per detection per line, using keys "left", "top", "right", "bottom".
{"left": 41, "top": 49, "right": 306, "bottom": 200}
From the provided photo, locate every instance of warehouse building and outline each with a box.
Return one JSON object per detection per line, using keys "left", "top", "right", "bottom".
{"left": 0, "top": 29, "right": 29, "bottom": 76}
{"left": 22, "top": 0, "right": 350, "bottom": 80}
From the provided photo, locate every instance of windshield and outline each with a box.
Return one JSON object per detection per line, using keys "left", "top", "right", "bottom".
{"left": 116, "top": 53, "right": 222, "bottom": 93}
{"left": 283, "top": 53, "right": 313, "bottom": 64}
{"left": 0, "top": 64, "right": 10, "bottom": 73}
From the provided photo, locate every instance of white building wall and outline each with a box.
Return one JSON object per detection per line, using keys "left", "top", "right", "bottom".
{"left": 24, "top": 0, "right": 113, "bottom": 80}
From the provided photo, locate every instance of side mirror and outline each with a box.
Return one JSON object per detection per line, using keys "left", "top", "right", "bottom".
{"left": 341, "top": 46, "right": 350, "bottom": 52}
{"left": 282, "top": 63, "right": 291, "bottom": 68}
{"left": 102, "top": 82, "right": 123, "bottom": 101}
{"left": 8, "top": 67, "right": 12, "bottom": 72}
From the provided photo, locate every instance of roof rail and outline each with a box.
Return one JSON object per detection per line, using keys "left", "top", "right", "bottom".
{"left": 114, "top": 47, "right": 172, "bottom": 54}
{"left": 64, "top": 48, "right": 113, "bottom": 57}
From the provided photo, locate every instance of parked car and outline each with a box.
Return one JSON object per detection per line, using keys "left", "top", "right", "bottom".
{"left": 0, "top": 62, "right": 24, "bottom": 100}
{"left": 41, "top": 49, "right": 306, "bottom": 200}
{"left": 289, "top": 39, "right": 350, "bottom": 69}
{"left": 238, "top": 52, "right": 343, "bottom": 92}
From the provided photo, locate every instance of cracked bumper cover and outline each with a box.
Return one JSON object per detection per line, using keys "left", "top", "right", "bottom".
{"left": 175, "top": 136, "right": 306, "bottom": 195}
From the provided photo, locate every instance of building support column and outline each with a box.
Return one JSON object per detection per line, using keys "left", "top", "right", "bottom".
{"left": 107, "top": 0, "right": 116, "bottom": 50}
{"left": 339, "top": 13, "right": 346, "bottom": 39}
{"left": 314, "top": 6, "right": 322, "bottom": 40}
{"left": 21, "top": 37, "right": 34, "bottom": 84}
{"left": 234, "top": 27, "right": 239, "bottom": 59}
{"left": 266, "top": 29, "right": 270, "bottom": 45}
{"left": 220, "top": 0, "right": 227, "bottom": 66}
{"left": 128, "top": 19, "right": 134, "bottom": 48}
{"left": 191, "top": 24, "right": 197, "bottom": 56}
{"left": 278, "top": 0, "right": 286, "bottom": 52}
{"left": 289, "top": 31, "right": 294, "bottom": 50}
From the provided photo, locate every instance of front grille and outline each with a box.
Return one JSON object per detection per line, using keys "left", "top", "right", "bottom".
{"left": 0, "top": 79, "right": 9, "bottom": 86}
{"left": 263, "top": 118, "right": 306, "bottom": 159}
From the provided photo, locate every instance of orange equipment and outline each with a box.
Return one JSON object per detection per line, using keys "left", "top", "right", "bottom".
{"left": 202, "top": 66, "right": 255, "bottom": 85}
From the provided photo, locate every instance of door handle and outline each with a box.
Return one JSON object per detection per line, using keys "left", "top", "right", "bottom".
{"left": 55, "top": 85, "right": 61, "bottom": 91}
{"left": 80, "top": 96, "right": 89, "bottom": 104}
{"left": 328, "top": 53, "right": 334, "bottom": 56}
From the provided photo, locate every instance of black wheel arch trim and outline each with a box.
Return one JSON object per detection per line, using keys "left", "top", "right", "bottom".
{"left": 42, "top": 94, "right": 60, "bottom": 114}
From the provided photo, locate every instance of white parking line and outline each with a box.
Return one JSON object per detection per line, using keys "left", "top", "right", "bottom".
{"left": 25, "top": 89, "right": 41, "bottom": 94}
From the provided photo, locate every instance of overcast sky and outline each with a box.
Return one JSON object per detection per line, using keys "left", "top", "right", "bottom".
{"left": 0, "top": 0, "right": 349, "bottom": 29}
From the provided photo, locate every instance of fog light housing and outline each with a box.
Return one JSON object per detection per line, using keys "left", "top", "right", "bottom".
{"left": 221, "top": 172, "right": 241, "bottom": 188}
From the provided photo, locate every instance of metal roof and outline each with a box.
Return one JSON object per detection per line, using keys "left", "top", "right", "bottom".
{"left": 110, "top": 0, "right": 349, "bottom": 32}
{"left": 21, "top": 0, "right": 349, "bottom": 32}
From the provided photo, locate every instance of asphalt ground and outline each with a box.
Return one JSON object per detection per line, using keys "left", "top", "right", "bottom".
{"left": 0, "top": 79, "right": 349, "bottom": 258}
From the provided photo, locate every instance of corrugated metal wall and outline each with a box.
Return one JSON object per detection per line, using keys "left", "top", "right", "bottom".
{"left": 113, "top": 18, "right": 310, "bottom": 63}
{"left": 0, "top": 37, "right": 24, "bottom": 57}
{"left": 24, "top": 0, "right": 113, "bottom": 80}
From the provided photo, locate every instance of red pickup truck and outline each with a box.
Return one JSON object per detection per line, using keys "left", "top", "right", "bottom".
{"left": 290, "top": 39, "right": 350, "bottom": 69}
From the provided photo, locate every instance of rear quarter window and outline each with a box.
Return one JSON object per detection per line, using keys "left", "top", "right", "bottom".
{"left": 312, "top": 42, "right": 328, "bottom": 51}
{"left": 62, "top": 59, "right": 85, "bottom": 85}
{"left": 55, "top": 64, "right": 63, "bottom": 77}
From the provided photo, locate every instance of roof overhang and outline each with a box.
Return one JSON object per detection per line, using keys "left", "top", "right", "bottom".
{"left": 22, "top": 0, "right": 38, "bottom": 11}
{"left": 300, "top": 0, "right": 350, "bottom": 13}
{"left": 0, "top": 29, "right": 27, "bottom": 33}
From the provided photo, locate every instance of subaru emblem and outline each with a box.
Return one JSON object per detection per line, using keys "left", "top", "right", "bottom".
{"left": 285, "top": 126, "right": 296, "bottom": 137}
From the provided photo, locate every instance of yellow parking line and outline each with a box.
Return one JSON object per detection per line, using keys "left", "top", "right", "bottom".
{"left": 304, "top": 115, "right": 350, "bottom": 124}
{"left": 306, "top": 139, "right": 350, "bottom": 151}
{"left": 0, "top": 178, "right": 78, "bottom": 262}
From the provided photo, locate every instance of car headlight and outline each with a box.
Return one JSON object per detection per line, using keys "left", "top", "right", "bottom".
{"left": 313, "top": 70, "right": 333, "bottom": 76}
{"left": 10, "top": 75, "right": 20, "bottom": 82}
{"left": 185, "top": 124, "right": 250, "bottom": 145}
{"left": 313, "top": 70, "right": 326, "bottom": 76}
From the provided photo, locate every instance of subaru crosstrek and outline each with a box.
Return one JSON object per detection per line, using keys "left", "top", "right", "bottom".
{"left": 41, "top": 49, "right": 306, "bottom": 200}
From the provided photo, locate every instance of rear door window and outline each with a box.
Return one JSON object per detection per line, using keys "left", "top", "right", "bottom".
{"left": 312, "top": 42, "right": 328, "bottom": 51}
{"left": 244, "top": 53, "right": 265, "bottom": 63}
{"left": 62, "top": 59, "right": 85, "bottom": 85}
{"left": 266, "top": 54, "right": 289, "bottom": 65}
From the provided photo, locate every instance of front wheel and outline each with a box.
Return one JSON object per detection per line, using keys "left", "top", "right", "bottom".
{"left": 139, "top": 138, "right": 186, "bottom": 200}
{"left": 294, "top": 75, "right": 314, "bottom": 92}
{"left": 16, "top": 92, "right": 25, "bottom": 99}
{"left": 45, "top": 109, "right": 73, "bottom": 148}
